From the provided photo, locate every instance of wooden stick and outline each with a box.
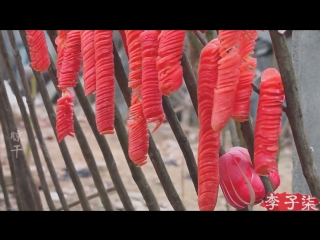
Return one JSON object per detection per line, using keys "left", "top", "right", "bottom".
{"left": 19, "top": 30, "right": 92, "bottom": 211}
{"left": 0, "top": 158, "right": 12, "bottom": 210}
{"left": 0, "top": 43, "right": 42, "bottom": 210}
{"left": 194, "top": 31, "right": 274, "bottom": 198}
{"left": 7, "top": 30, "right": 69, "bottom": 211}
{"left": 113, "top": 42, "right": 186, "bottom": 211}
{"left": 56, "top": 186, "right": 116, "bottom": 211}
{"left": 46, "top": 30, "right": 161, "bottom": 211}
{"left": 270, "top": 30, "right": 320, "bottom": 199}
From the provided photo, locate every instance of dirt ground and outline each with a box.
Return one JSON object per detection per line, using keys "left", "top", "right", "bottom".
{"left": 0, "top": 104, "right": 293, "bottom": 211}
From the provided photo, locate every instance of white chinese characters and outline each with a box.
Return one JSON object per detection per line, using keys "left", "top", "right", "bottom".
{"left": 11, "top": 145, "right": 23, "bottom": 158}
{"left": 302, "top": 195, "right": 318, "bottom": 210}
{"left": 284, "top": 195, "right": 299, "bottom": 210}
{"left": 10, "top": 132, "right": 23, "bottom": 158}
{"left": 10, "top": 131, "right": 22, "bottom": 142}
{"left": 265, "top": 193, "right": 279, "bottom": 210}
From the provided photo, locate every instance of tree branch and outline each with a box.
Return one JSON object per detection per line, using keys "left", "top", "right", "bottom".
{"left": 228, "top": 119, "right": 240, "bottom": 147}
{"left": 0, "top": 158, "right": 12, "bottom": 210}
{"left": 194, "top": 30, "right": 274, "bottom": 197}
{"left": 113, "top": 43, "right": 186, "bottom": 211}
{"left": 45, "top": 30, "right": 151, "bottom": 210}
{"left": 0, "top": 32, "right": 43, "bottom": 211}
{"left": 19, "top": 30, "right": 92, "bottom": 211}
{"left": 195, "top": 31, "right": 208, "bottom": 46}
{"left": 7, "top": 30, "right": 69, "bottom": 211}
{"left": 269, "top": 30, "right": 320, "bottom": 199}
{"left": 56, "top": 186, "right": 116, "bottom": 211}
{"left": 44, "top": 34, "right": 133, "bottom": 210}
